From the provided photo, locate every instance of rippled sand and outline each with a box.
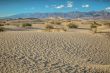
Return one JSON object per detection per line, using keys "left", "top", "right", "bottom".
{"left": 0, "top": 31, "right": 110, "bottom": 73}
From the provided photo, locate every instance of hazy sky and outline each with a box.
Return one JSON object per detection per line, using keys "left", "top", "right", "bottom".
{"left": 0, "top": 0, "right": 110, "bottom": 17}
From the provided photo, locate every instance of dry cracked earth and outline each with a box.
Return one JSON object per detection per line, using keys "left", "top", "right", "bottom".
{"left": 0, "top": 31, "right": 110, "bottom": 73}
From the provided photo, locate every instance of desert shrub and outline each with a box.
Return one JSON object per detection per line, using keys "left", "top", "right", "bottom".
{"left": 49, "top": 21, "right": 62, "bottom": 25}
{"left": 0, "top": 21, "right": 7, "bottom": 26}
{"left": 90, "top": 24, "right": 97, "bottom": 29}
{"left": 50, "top": 21, "right": 55, "bottom": 24}
{"left": 62, "top": 27, "right": 67, "bottom": 31}
{"left": 55, "top": 21, "right": 62, "bottom": 25}
{"left": 0, "top": 27, "right": 5, "bottom": 32}
{"left": 67, "top": 23, "right": 78, "bottom": 28}
{"left": 22, "top": 23, "right": 32, "bottom": 27}
{"left": 15, "top": 24, "right": 20, "bottom": 27}
{"left": 45, "top": 24, "right": 54, "bottom": 29}
{"left": 6, "top": 23, "right": 10, "bottom": 25}
{"left": 90, "top": 21, "right": 100, "bottom": 33}
{"left": 104, "top": 23, "right": 110, "bottom": 28}
{"left": 91, "top": 24, "right": 97, "bottom": 33}
{"left": 0, "top": 24, "right": 4, "bottom": 26}
{"left": 15, "top": 24, "right": 23, "bottom": 27}
{"left": 92, "top": 21, "right": 102, "bottom": 26}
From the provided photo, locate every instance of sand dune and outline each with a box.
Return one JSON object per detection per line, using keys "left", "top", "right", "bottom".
{"left": 0, "top": 31, "right": 110, "bottom": 73}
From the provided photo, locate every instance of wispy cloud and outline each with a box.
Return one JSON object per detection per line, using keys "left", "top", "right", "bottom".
{"left": 67, "top": 1, "right": 73, "bottom": 8}
{"left": 82, "top": 4, "right": 90, "bottom": 8}
{"left": 55, "top": 5, "right": 64, "bottom": 9}
{"left": 47, "top": 1, "right": 73, "bottom": 9}
{"left": 105, "top": 7, "right": 110, "bottom": 10}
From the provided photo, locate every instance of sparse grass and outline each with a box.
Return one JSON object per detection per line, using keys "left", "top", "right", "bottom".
{"left": 15, "top": 24, "right": 20, "bottom": 27}
{"left": 49, "top": 21, "right": 55, "bottom": 24}
{"left": 62, "top": 27, "right": 67, "bottom": 31}
{"left": 0, "top": 21, "right": 9, "bottom": 26}
{"left": 67, "top": 23, "right": 78, "bottom": 28}
{"left": 45, "top": 24, "right": 54, "bottom": 29}
{"left": 0, "top": 24, "right": 4, "bottom": 26}
{"left": 104, "top": 23, "right": 110, "bottom": 28}
{"left": 55, "top": 21, "right": 62, "bottom": 25}
{"left": 49, "top": 21, "right": 62, "bottom": 25}
{"left": 90, "top": 21, "right": 101, "bottom": 33}
{"left": 91, "top": 24, "right": 97, "bottom": 29}
{"left": 21, "top": 23, "right": 32, "bottom": 27}
{"left": 90, "top": 24, "right": 97, "bottom": 33}
{"left": 0, "top": 27, "right": 5, "bottom": 32}
{"left": 14, "top": 23, "right": 32, "bottom": 28}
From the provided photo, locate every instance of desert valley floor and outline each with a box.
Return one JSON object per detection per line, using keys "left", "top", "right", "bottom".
{"left": 0, "top": 31, "right": 110, "bottom": 73}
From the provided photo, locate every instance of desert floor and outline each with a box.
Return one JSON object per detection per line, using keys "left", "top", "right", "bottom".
{"left": 0, "top": 30, "right": 110, "bottom": 73}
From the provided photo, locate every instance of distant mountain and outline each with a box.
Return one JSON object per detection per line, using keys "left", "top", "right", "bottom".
{"left": 2, "top": 10, "right": 110, "bottom": 19}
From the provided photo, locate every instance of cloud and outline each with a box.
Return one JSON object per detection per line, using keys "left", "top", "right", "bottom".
{"left": 49, "top": 1, "right": 73, "bottom": 9}
{"left": 82, "top": 4, "right": 90, "bottom": 8}
{"left": 106, "top": 7, "right": 110, "bottom": 10}
{"left": 67, "top": 1, "right": 73, "bottom": 8}
{"left": 55, "top": 5, "right": 64, "bottom": 9}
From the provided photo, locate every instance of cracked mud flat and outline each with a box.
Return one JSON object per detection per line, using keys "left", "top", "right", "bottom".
{"left": 0, "top": 31, "right": 110, "bottom": 73}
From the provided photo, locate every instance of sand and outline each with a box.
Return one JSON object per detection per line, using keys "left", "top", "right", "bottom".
{"left": 0, "top": 31, "right": 110, "bottom": 73}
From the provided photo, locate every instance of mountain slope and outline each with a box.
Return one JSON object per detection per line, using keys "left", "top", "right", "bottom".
{"left": 3, "top": 10, "right": 110, "bottom": 19}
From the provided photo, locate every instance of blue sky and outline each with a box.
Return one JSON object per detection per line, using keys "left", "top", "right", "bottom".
{"left": 0, "top": 0, "right": 110, "bottom": 17}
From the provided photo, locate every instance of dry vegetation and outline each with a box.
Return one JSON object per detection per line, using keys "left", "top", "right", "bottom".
{"left": 0, "top": 27, "right": 5, "bottom": 32}
{"left": 67, "top": 23, "right": 78, "bottom": 28}
{"left": 0, "top": 18, "right": 110, "bottom": 73}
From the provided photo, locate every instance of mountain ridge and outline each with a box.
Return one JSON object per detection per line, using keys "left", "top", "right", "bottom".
{"left": 1, "top": 10, "right": 110, "bottom": 19}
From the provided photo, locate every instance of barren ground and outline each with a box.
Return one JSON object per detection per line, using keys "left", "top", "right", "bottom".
{"left": 0, "top": 31, "right": 110, "bottom": 73}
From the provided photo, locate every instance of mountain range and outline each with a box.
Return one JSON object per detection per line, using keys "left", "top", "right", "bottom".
{"left": 1, "top": 10, "right": 110, "bottom": 19}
